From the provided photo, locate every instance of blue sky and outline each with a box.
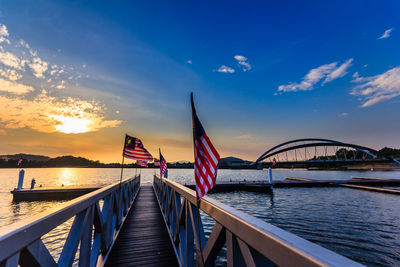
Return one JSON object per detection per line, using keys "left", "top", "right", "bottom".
{"left": 0, "top": 0, "right": 399, "bottom": 162}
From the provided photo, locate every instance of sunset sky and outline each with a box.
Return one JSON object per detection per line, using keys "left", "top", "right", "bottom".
{"left": 0, "top": 1, "right": 399, "bottom": 163}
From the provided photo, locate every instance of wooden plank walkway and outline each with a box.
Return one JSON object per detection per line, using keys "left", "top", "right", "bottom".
{"left": 105, "top": 185, "right": 178, "bottom": 267}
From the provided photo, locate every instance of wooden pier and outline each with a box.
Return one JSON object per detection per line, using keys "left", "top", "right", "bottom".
{"left": 0, "top": 175, "right": 364, "bottom": 266}
{"left": 106, "top": 186, "right": 178, "bottom": 266}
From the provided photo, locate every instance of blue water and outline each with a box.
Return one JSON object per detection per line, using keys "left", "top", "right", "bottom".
{"left": 1, "top": 168, "right": 400, "bottom": 266}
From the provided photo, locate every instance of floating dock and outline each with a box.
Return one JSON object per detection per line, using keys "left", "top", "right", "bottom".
{"left": 10, "top": 177, "right": 400, "bottom": 201}
{"left": 185, "top": 178, "right": 400, "bottom": 193}
{"left": 10, "top": 185, "right": 102, "bottom": 201}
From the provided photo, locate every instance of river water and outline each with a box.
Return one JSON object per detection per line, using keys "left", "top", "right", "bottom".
{"left": 0, "top": 168, "right": 399, "bottom": 266}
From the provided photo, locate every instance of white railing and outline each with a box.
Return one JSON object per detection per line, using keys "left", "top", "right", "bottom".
{"left": 153, "top": 175, "right": 363, "bottom": 267}
{"left": 0, "top": 175, "right": 140, "bottom": 267}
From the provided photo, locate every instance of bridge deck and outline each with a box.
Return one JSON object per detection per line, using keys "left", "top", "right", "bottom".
{"left": 105, "top": 185, "right": 178, "bottom": 267}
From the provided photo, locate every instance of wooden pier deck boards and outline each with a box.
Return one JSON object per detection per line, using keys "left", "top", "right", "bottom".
{"left": 106, "top": 185, "right": 178, "bottom": 267}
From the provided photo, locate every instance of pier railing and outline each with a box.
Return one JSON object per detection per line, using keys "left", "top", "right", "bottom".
{"left": 153, "top": 175, "right": 363, "bottom": 267}
{"left": 0, "top": 175, "right": 140, "bottom": 267}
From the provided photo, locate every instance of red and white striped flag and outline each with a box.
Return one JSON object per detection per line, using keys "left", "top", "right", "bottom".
{"left": 159, "top": 149, "right": 168, "bottom": 178}
{"left": 123, "top": 134, "right": 153, "bottom": 161}
{"left": 191, "top": 93, "right": 220, "bottom": 200}
{"left": 136, "top": 160, "right": 148, "bottom": 167}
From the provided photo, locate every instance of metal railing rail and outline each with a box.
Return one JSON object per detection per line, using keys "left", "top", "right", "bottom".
{"left": 153, "top": 175, "right": 363, "bottom": 267}
{"left": 0, "top": 175, "right": 141, "bottom": 267}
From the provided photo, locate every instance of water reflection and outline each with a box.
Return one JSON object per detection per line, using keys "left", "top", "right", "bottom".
{"left": 56, "top": 168, "right": 78, "bottom": 186}
{"left": 0, "top": 168, "right": 400, "bottom": 266}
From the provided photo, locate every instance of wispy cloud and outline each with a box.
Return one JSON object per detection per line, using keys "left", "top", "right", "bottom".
{"left": 237, "top": 134, "right": 252, "bottom": 139}
{"left": 0, "top": 68, "right": 22, "bottom": 80}
{"left": 0, "top": 78, "right": 34, "bottom": 94}
{"left": 0, "top": 23, "right": 83, "bottom": 89}
{"left": 0, "top": 23, "right": 120, "bottom": 134}
{"left": 378, "top": 28, "right": 393, "bottom": 40}
{"left": 186, "top": 60, "right": 192, "bottom": 64}
{"left": 278, "top": 59, "right": 353, "bottom": 92}
{"left": 216, "top": 65, "right": 235, "bottom": 73}
{"left": 0, "top": 91, "right": 121, "bottom": 133}
{"left": 0, "top": 24, "right": 10, "bottom": 44}
{"left": 0, "top": 51, "right": 26, "bottom": 70}
{"left": 338, "top": 112, "right": 349, "bottom": 117}
{"left": 29, "top": 57, "right": 48, "bottom": 78}
{"left": 351, "top": 67, "right": 400, "bottom": 107}
{"left": 234, "top": 55, "right": 251, "bottom": 72}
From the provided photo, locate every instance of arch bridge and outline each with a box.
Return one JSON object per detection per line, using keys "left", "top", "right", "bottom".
{"left": 255, "top": 138, "right": 397, "bottom": 167}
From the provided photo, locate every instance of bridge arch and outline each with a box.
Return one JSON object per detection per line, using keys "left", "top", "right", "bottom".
{"left": 255, "top": 138, "right": 380, "bottom": 164}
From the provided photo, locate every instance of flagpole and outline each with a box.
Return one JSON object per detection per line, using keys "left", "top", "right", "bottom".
{"left": 119, "top": 152, "right": 125, "bottom": 185}
{"left": 196, "top": 199, "right": 205, "bottom": 266}
{"left": 191, "top": 93, "right": 205, "bottom": 266}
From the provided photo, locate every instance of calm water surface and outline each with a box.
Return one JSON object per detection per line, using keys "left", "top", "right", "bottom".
{"left": 1, "top": 168, "right": 400, "bottom": 266}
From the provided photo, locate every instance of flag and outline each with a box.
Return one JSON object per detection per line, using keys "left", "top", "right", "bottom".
{"left": 17, "top": 158, "right": 23, "bottom": 166}
{"left": 154, "top": 160, "right": 160, "bottom": 166}
{"left": 272, "top": 158, "right": 276, "bottom": 167}
{"left": 123, "top": 134, "right": 153, "bottom": 161}
{"left": 136, "top": 160, "right": 148, "bottom": 167}
{"left": 191, "top": 93, "right": 220, "bottom": 200}
{"left": 159, "top": 149, "right": 168, "bottom": 178}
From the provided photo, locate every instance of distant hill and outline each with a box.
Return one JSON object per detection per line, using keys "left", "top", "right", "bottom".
{"left": 45, "top": 155, "right": 102, "bottom": 167}
{"left": 0, "top": 153, "right": 50, "bottom": 162}
{"left": 219, "top": 156, "right": 252, "bottom": 167}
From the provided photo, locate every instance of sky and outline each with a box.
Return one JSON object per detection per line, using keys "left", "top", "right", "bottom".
{"left": 0, "top": 0, "right": 399, "bottom": 163}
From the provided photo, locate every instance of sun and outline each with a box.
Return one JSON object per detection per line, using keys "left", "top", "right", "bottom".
{"left": 53, "top": 115, "right": 91, "bottom": 134}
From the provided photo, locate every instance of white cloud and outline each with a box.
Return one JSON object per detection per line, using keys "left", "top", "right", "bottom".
{"left": 186, "top": 60, "right": 192, "bottom": 64}
{"left": 238, "top": 134, "right": 252, "bottom": 139}
{"left": 0, "top": 68, "right": 22, "bottom": 81}
{"left": 351, "top": 67, "right": 400, "bottom": 107}
{"left": 0, "top": 51, "right": 25, "bottom": 70}
{"left": 56, "top": 80, "right": 66, "bottom": 89}
{"left": 0, "top": 92, "right": 121, "bottom": 133}
{"left": 0, "top": 24, "right": 10, "bottom": 44}
{"left": 28, "top": 57, "right": 48, "bottom": 78}
{"left": 0, "top": 36, "right": 10, "bottom": 44}
{"left": 338, "top": 112, "right": 349, "bottom": 117}
{"left": 0, "top": 24, "right": 9, "bottom": 37}
{"left": 0, "top": 78, "right": 34, "bottom": 94}
{"left": 278, "top": 59, "right": 353, "bottom": 92}
{"left": 234, "top": 55, "right": 251, "bottom": 71}
{"left": 323, "top": 58, "right": 353, "bottom": 84}
{"left": 216, "top": 65, "right": 235, "bottom": 73}
{"left": 378, "top": 28, "right": 393, "bottom": 39}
